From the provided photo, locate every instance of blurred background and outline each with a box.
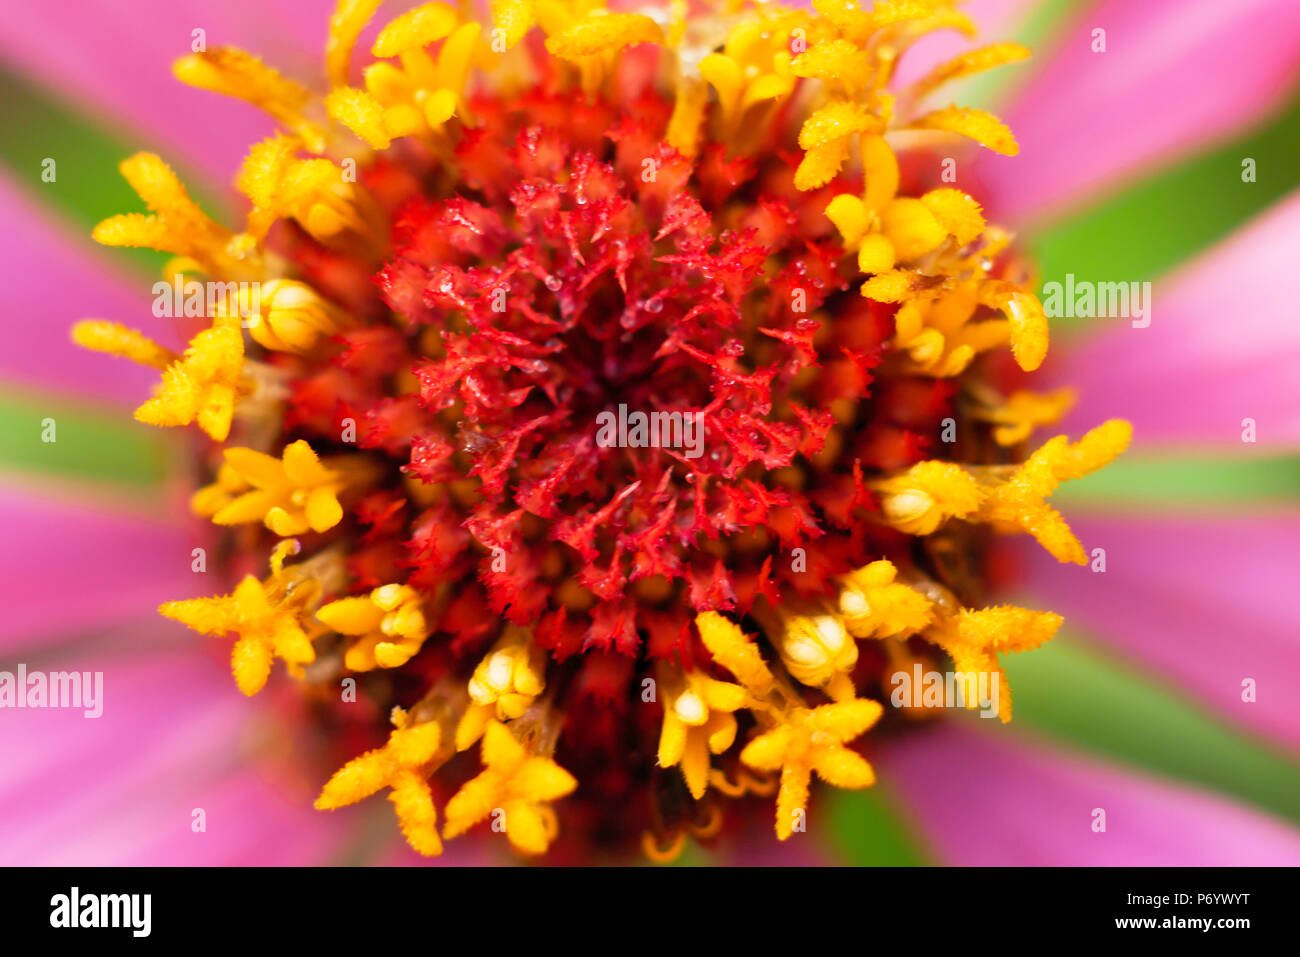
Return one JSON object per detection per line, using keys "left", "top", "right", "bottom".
{"left": 1, "top": 0, "right": 1298, "bottom": 865}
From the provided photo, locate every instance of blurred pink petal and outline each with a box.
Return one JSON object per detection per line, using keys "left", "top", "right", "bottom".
{"left": 0, "top": 174, "right": 156, "bottom": 405}
{"left": 1, "top": 649, "right": 226, "bottom": 785}
{"left": 118, "top": 772, "right": 350, "bottom": 866}
{"left": 976, "top": 0, "right": 1300, "bottom": 223}
{"left": 1012, "top": 513, "right": 1300, "bottom": 752}
{"left": 0, "top": 0, "right": 339, "bottom": 185}
{"left": 891, "top": 0, "right": 1039, "bottom": 91}
{"left": 0, "top": 489, "right": 197, "bottom": 651}
{"left": 0, "top": 643, "right": 348, "bottom": 865}
{"left": 1059, "top": 189, "right": 1300, "bottom": 447}
{"left": 882, "top": 723, "right": 1300, "bottom": 865}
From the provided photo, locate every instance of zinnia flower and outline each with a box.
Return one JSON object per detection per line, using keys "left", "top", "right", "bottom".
{"left": 3, "top": 0, "right": 1299, "bottom": 866}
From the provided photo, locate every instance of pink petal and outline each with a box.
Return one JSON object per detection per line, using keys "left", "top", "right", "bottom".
{"left": 975, "top": 0, "right": 1300, "bottom": 223}
{"left": 882, "top": 722, "right": 1300, "bottom": 865}
{"left": 0, "top": 642, "right": 347, "bottom": 865}
{"left": 0, "top": 651, "right": 238, "bottom": 855}
{"left": 0, "top": 0, "right": 338, "bottom": 186}
{"left": 0, "top": 174, "right": 159, "bottom": 405}
{"left": 0, "top": 488, "right": 200, "bottom": 652}
{"left": 115, "top": 772, "right": 348, "bottom": 866}
{"left": 1058, "top": 189, "right": 1300, "bottom": 447}
{"left": 1011, "top": 512, "right": 1300, "bottom": 752}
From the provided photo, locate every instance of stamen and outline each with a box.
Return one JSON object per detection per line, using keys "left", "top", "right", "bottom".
{"left": 442, "top": 721, "right": 577, "bottom": 855}
{"left": 642, "top": 827, "right": 687, "bottom": 862}
{"left": 160, "top": 542, "right": 323, "bottom": 695}
{"left": 315, "top": 706, "right": 446, "bottom": 856}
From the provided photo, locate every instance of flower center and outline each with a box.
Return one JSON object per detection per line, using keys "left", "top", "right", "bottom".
{"left": 75, "top": 0, "right": 1131, "bottom": 862}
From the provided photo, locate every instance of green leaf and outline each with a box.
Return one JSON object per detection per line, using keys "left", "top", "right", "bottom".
{"left": 1055, "top": 453, "right": 1300, "bottom": 507}
{"left": 1030, "top": 93, "right": 1300, "bottom": 302}
{"left": 0, "top": 62, "right": 227, "bottom": 279}
{"left": 0, "top": 385, "right": 171, "bottom": 489}
{"left": 825, "top": 783, "right": 934, "bottom": 865}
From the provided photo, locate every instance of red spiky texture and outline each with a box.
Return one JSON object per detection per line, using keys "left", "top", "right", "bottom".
{"left": 253, "top": 77, "right": 979, "bottom": 856}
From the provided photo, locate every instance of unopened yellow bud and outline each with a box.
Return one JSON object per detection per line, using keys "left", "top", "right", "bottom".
{"left": 777, "top": 612, "right": 857, "bottom": 690}
{"left": 838, "top": 561, "right": 934, "bottom": 639}
{"left": 872, "top": 462, "right": 982, "bottom": 535}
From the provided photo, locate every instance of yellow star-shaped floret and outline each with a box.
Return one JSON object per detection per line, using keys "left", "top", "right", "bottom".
{"left": 789, "top": 0, "right": 1022, "bottom": 192}
{"left": 209, "top": 439, "right": 346, "bottom": 536}
{"left": 189, "top": 462, "right": 249, "bottom": 518}
{"left": 236, "top": 133, "right": 375, "bottom": 246}
{"left": 326, "top": 4, "right": 480, "bottom": 148}
{"left": 888, "top": 280, "right": 1015, "bottom": 377}
{"left": 700, "top": 17, "right": 799, "bottom": 131}
{"left": 134, "top": 325, "right": 245, "bottom": 440}
{"left": 317, "top": 583, "right": 429, "bottom": 671}
{"left": 830, "top": 189, "right": 1017, "bottom": 379}
{"left": 174, "top": 47, "right": 325, "bottom": 152}
{"left": 159, "top": 542, "right": 319, "bottom": 695}
{"left": 316, "top": 706, "right": 446, "bottom": 856}
{"left": 443, "top": 721, "right": 577, "bottom": 855}
{"left": 829, "top": 187, "right": 985, "bottom": 273}
{"left": 837, "top": 559, "right": 934, "bottom": 639}
{"left": 72, "top": 320, "right": 245, "bottom": 441}
{"left": 455, "top": 628, "right": 547, "bottom": 750}
{"left": 741, "top": 698, "right": 883, "bottom": 840}
{"left": 974, "top": 388, "right": 1077, "bottom": 446}
{"left": 695, "top": 612, "right": 885, "bottom": 839}
{"left": 978, "top": 419, "right": 1132, "bottom": 564}
{"left": 91, "top": 153, "right": 258, "bottom": 278}
{"left": 656, "top": 664, "right": 746, "bottom": 799}
{"left": 870, "top": 421, "right": 1131, "bottom": 561}
{"left": 925, "top": 604, "right": 1063, "bottom": 722}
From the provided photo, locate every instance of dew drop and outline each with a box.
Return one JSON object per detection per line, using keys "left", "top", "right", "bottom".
{"left": 459, "top": 430, "right": 493, "bottom": 455}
